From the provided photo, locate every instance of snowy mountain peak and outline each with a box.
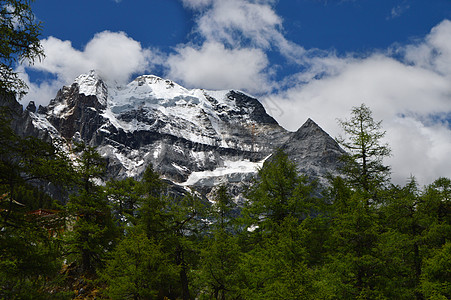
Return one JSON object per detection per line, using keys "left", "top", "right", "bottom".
{"left": 74, "top": 70, "right": 108, "bottom": 106}
{"left": 27, "top": 72, "right": 344, "bottom": 192}
{"left": 133, "top": 74, "right": 179, "bottom": 88}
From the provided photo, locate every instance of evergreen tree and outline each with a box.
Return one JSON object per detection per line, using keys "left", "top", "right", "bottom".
{"left": 102, "top": 228, "right": 177, "bottom": 300}
{"left": 244, "top": 149, "right": 319, "bottom": 230}
{"left": 106, "top": 177, "right": 141, "bottom": 229}
{"left": 421, "top": 241, "right": 451, "bottom": 299}
{"left": 337, "top": 103, "right": 391, "bottom": 195}
{"left": 135, "top": 165, "right": 207, "bottom": 299}
{"left": 65, "top": 143, "right": 117, "bottom": 274}
{"left": 377, "top": 178, "right": 425, "bottom": 299}
{"left": 0, "top": 206, "right": 65, "bottom": 299}
{"left": 0, "top": 112, "right": 71, "bottom": 298}
{"left": 0, "top": 0, "right": 44, "bottom": 96}
{"left": 196, "top": 185, "right": 241, "bottom": 299}
{"left": 239, "top": 149, "right": 326, "bottom": 299}
{"left": 323, "top": 183, "right": 385, "bottom": 299}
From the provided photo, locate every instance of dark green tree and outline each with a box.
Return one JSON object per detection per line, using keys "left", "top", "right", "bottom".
{"left": 106, "top": 177, "right": 141, "bottom": 229}
{"left": 102, "top": 228, "right": 177, "bottom": 300}
{"left": 420, "top": 241, "right": 451, "bottom": 299}
{"left": 136, "top": 165, "right": 207, "bottom": 300}
{"left": 337, "top": 103, "right": 391, "bottom": 194}
{"left": 0, "top": 111, "right": 72, "bottom": 298}
{"left": 244, "top": 149, "right": 319, "bottom": 230}
{"left": 377, "top": 178, "right": 425, "bottom": 299}
{"left": 65, "top": 143, "right": 117, "bottom": 274}
{"left": 239, "top": 149, "right": 326, "bottom": 299}
{"left": 196, "top": 185, "right": 241, "bottom": 299}
{"left": 318, "top": 174, "right": 391, "bottom": 299}
{"left": 0, "top": 0, "right": 44, "bottom": 96}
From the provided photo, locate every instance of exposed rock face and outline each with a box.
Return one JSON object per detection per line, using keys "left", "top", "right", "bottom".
{"left": 0, "top": 91, "right": 53, "bottom": 141}
{"left": 281, "top": 118, "right": 346, "bottom": 184}
{"left": 6, "top": 71, "right": 345, "bottom": 196}
{"left": 45, "top": 71, "right": 108, "bottom": 141}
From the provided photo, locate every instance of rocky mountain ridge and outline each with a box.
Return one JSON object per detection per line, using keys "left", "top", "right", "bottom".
{"left": 2, "top": 71, "right": 345, "bottom": 196}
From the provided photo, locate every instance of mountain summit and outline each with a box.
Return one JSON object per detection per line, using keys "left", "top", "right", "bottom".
{"left": 5, "top": 71, "right": 345, "bottom": 193}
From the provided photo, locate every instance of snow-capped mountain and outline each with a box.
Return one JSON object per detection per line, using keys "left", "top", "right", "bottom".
{"left": 5, "top": 70, "right": 345, "bottom": 194}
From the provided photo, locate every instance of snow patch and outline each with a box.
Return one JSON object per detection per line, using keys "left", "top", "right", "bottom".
{"left": 74, "top": 70, "right": 108, "bottom": 106}
{"left": 181, "top": 157, "right": 267, "bottom": 186}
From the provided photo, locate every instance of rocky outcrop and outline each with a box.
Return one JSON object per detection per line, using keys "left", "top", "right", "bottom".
{"left": 5, "top": 71, "right": 345, "bottom": 196}
{"left": 281, "top": 118, "right": 345, "bottom": 184}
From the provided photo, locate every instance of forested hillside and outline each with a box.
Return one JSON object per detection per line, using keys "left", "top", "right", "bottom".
{"left": 1, "top": 100, "right": 450, "bottom": 299}
{"left": 0, "top": 1, "right": 450, "bottom": 298}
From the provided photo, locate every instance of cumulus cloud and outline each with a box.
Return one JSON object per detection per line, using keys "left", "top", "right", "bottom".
{"left": 181, "top": 0, "right": 213, "bottom": 9}
{"left": 195, "top": 0, "right": 304, "bottom": 59}
{"left": 18, "top": 0, "right": 451, "bottom": 186}
{"left": 167, "top": 0, "right": 304, "bottom": 91}
{"left": 402, "top": 19, "right": 451, "bottom": 77}
{"left": 263, "top": 20, "right": 451, "bottom": 186}
{"left": 167, "top": 42, "right": 272, "bottom": 93}
{"left": 21, "top": 31, "right": 155, "bottom": 105}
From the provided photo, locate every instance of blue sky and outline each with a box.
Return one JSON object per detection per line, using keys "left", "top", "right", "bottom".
{"left": 20, "top": 0, "right": 451, "bottom": 185}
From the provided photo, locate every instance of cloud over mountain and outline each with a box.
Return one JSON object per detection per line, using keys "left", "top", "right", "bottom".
{"left": 18, "top": 1, "right": 451, "bottom": 186}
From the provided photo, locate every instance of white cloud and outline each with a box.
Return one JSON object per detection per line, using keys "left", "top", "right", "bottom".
{"left": 181, "top": 0, "right": 213, "bottom": 9}
{"left": 166, "top": 42, "right": 271, "bottom": 93}
{"left": 387, "top": 3, "right": 410, "bottom": 20}
{"left": 21, "top": 31, "right": 154, "bottom": 104}
{"left": 403, "top": 19, "right": 451, "bottom": 77}
{"left": 17, "top": 0, "right": 451, "bottom": 187}
{"left": 166, "top": 0, "right": 304, "bottom": 93}
{"left": 179, "top": 0, "right": 305, "bottom": 66}
{"left": 264, "top": 20, "right": 451, "bottom": 186}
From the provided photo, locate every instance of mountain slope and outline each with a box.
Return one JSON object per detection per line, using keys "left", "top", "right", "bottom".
{"left": 5, "top": 71, "right": 344, "bottom": 192}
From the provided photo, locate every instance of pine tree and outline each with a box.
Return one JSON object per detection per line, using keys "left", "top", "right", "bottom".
{"left": 377, "top": 178, "right": 425, "bottom": 299}
{"left": 102, "top": 228, "right": 177, "bottom": 300}
{"left": 0, "top": 0, "right": 44, "bottom": 96}
{"left": 136, "top": 164, "right": 207, "bottom": 299}
{"left": 65, "top": 143, "right": 117, "bottom": 274}
{"left": 337, "top": 103, "right": 391, "bottom": 195}
{"left": 0, "top": 110, "right": 71, "bottom": 298}
{"left": 244, "top": 149, "right": 319, "bottom": 230}
{"left": 106, "top": 177, "right": 141, "bottom": 229}
{"left": 196, "top": 185, "right": 241, "bottom": 299}
{"left": 421, "top": 241, "right": 451, "bottom": 299}
{"left": 322, "top": 178, "right": 385, "bottom": 299}
{"left": 239, "top": 149, "right": 325, "bottom": 299}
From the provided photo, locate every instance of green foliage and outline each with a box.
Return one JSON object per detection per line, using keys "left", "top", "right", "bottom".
{"left": 0, "top": 215, "right": 65, "bottom": 299}
{"left": 421, "top": 242, "right": 451, "bottom": 299}
{"left": 0, "top": 0, "right": 44, "bottom": 96}
{"left": 102, "top": 228, "right": 178, "bottom": 300}
{"left": 106, "top": 177, "right": 141, "bottom": 229}
{"left": 337, "top": 103, "right": 391, "bottom": 193}
{"left": 195, "top": 186, "right": 242, "bottom": 299}
{"left": 239, "top": 217, "right": 318, "bottom": 299}
{"left": 244, "top": 149, "right": 320, "bottom": 230}
{"left": 0, "top": 110, "right": 72, "bottom": 298}
{"left": 324, "top": 187, "right": 387, "bottom": 299}
{"left": 0, "top": 101, "right": 450, "bottom": 299}
{"left": 65, "top": 143, "right": 118, "bottom": 274}
{"left": 238, "top": 150, "right": 330, "bottom": 299}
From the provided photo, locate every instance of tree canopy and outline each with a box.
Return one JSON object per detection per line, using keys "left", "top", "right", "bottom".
{"left": 0, "top": 0, "right": 43, "bottom": 96}
{"left": 337, "top": 103, "right": 391, "bottom": 194}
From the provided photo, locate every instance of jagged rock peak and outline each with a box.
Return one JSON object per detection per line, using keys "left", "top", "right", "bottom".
{"left": 279, "top": 118, "right": 345, "bottom": 184}
{"left": 293, "top": 118, "right": 331, "bottom": 139}
{"left": 73, "top": 70, "right": 108, "bottom": 106}
{"left": 133, "top": 74, "right": 180, "bottom": 88}
{"left": 26, "top": 101, "right": 36, "bottom": 113}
